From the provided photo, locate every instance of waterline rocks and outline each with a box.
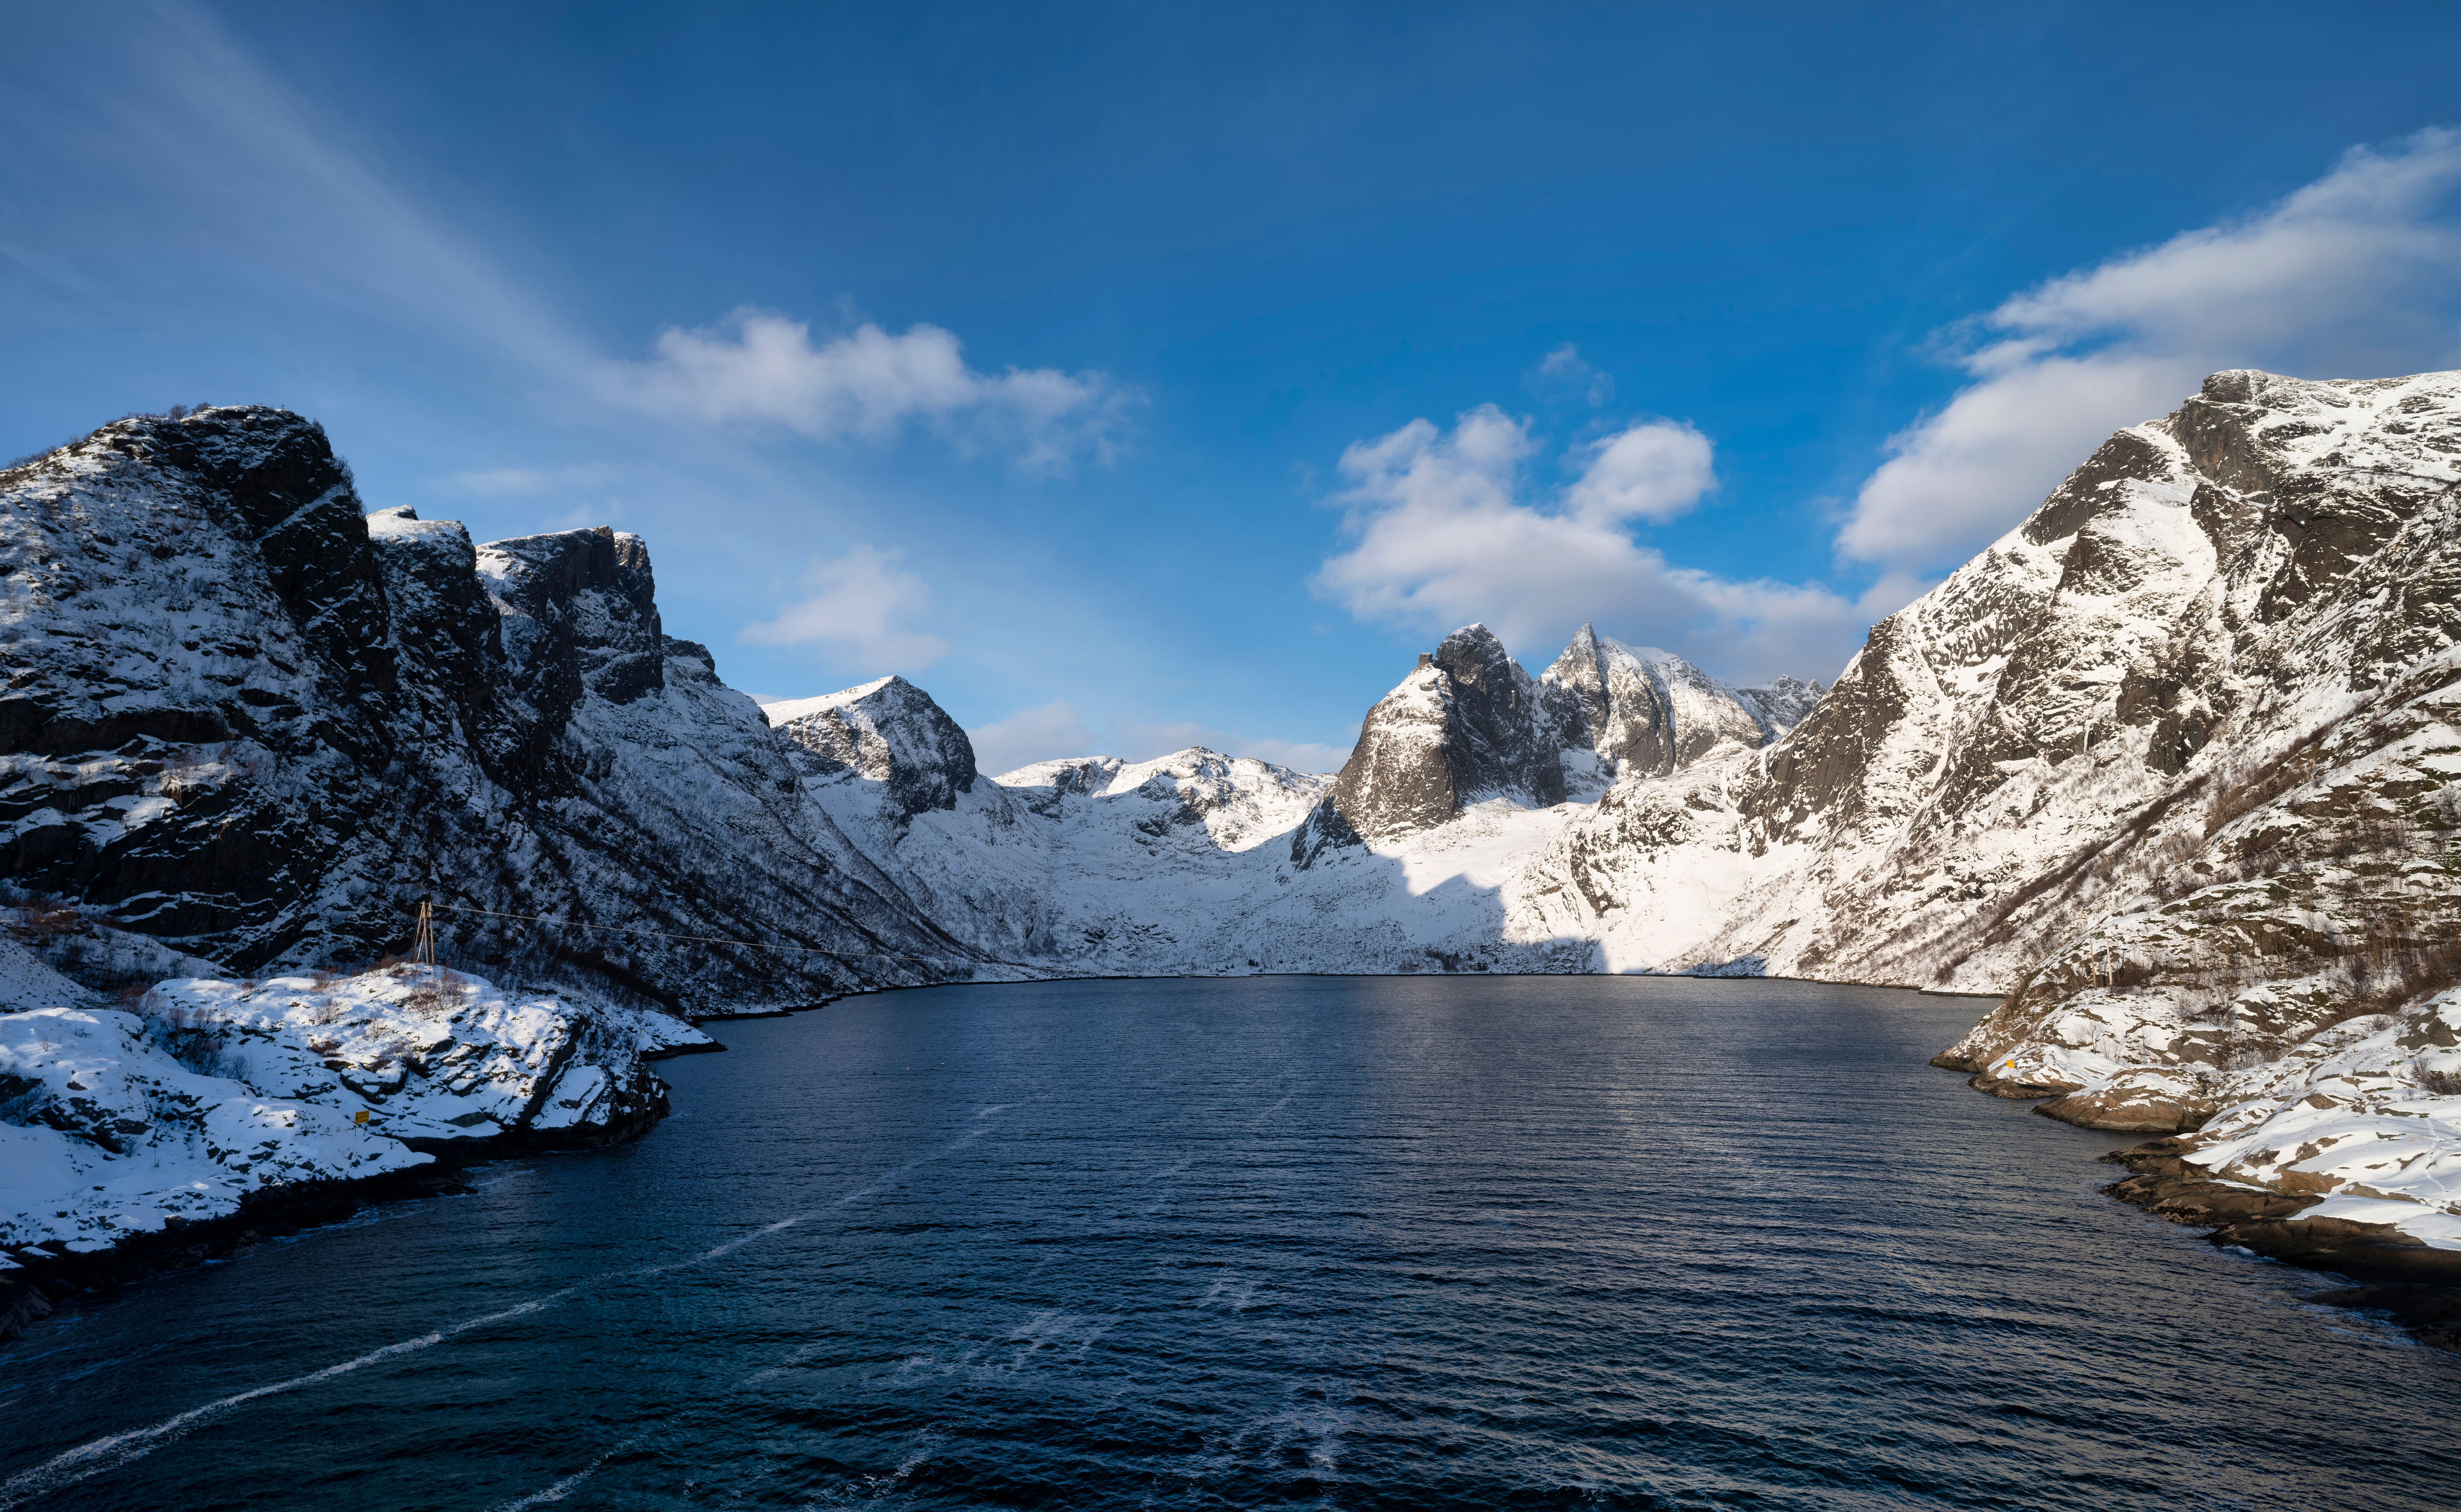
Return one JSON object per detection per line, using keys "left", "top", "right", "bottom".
{"left": 0, "top": 963, "right": 709, "bottom": 1338}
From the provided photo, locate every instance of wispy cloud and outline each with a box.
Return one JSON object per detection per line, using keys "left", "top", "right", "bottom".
{"left": 603, "top": 310, "right": 1143, "bottom": 475}
{"left": 1840, "top": 127, "right": 2461, "bottom": 578}
{"left": 1312, "top": 406, "right": 1857, "bottom": 682}
{"left": 1527, "top": 344, "right": 1615, "bottom": 407}
{"left": 740, "top": 545, "right": 949, "bottom": 672}
{"left": 434, "top": 464, "right": 617, "bottom": 498}
{"left": 0, "top": 2, "right": 590, "bottom": 380}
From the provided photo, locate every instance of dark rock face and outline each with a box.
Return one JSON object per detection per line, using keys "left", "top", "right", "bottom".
{"left": 1322, "top": 660, "right": 1460, "bottom": 843}
{"left": 0, "top": 408, "right": 982, "bottom": 1012}
{"left": 1739, "top": 615, "right": 1930, "bottom": 844}
{"left": 1312, "top": 621, "right": 1817, "bottom": 852}
{"left": 768, "top": 675, "right": 979, "bottom": 821}
{"left": 1430, "top": 625, "right": 1567, "bottom": 807}
{"left": 1320, "top": 624, "right": 1567, "bottom": 844}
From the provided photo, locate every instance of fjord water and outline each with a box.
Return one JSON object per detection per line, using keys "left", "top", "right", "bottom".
{"left": 4, "top": 978, "right": 2455, "bottom": 1511}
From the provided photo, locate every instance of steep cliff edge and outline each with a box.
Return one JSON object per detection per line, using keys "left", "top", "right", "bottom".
{"left": 1300, "top": 621, "right": 1810, "bottom": 856}
{"left": 1503, "top": 366, "right": 2461, "bottom": 1260}
{"left": 0, "top": 407, "right": 985, "bottom": 1015}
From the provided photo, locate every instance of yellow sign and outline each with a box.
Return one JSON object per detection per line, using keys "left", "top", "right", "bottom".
{"left": 352, "top": 1110, "right": 370, "bottom": 1126}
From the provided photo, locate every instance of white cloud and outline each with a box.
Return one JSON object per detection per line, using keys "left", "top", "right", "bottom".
{"left": 604, "top": 310, "right": 1142, "bottom": 475}
{"left": 967, "top": 701, "right": 1100, "bottom": 778}
{"left": 1528, "top": 344, "right": 1615, "bottom": 406}
{"left": 1564, "top": 420, "right": 1716, "bottom": 525}
{"left": 1840, "top": 127, "right": 2461, "bottom": 577}
{"left": 1313, "top": 407, "right": 1859, "bottom": 683}
{"left": 739, "top": 545, "right": 949, "bottom": 671}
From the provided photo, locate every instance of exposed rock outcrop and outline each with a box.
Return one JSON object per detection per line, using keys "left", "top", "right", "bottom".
{"left": 1306, "top": 622, "right": 1812, "bottom": 851}
{"left": 765, "top": 675, "right": 979, "bottom": 821}
{"left": 0, "top": 408, "right": 984, "bottom": 1014}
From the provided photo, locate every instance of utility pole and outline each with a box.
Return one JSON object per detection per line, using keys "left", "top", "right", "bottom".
{"left": 414, "top": 900, "right": 437, "bottom": 985}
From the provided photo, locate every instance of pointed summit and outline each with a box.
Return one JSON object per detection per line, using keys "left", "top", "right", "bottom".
{"left": 1305, "top": 624, "right": 1568, "bottom": 850}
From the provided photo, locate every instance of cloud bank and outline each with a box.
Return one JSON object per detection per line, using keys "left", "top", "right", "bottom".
{"left": 1313, "top": 406, "right": 1866, "bottom": 684}
{"left": 1841, "top": 127, "right": 2461, "bottom": 577}
{"left": 606, "top": 310, "right": 1142, "bottom": 475}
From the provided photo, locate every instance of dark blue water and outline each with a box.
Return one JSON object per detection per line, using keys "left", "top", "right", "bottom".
{"left": 1, "top": 975, "right": 2454, "bottom": 1511}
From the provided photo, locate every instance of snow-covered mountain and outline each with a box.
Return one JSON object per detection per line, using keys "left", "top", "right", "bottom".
{"left": 1299, "top": 620, "right": 1814, "bottom": 851}
{"left": 1513, "top": 367, "right": 2461, "bottom": 1255}
{"left": 0, "top": 409, "right": 985, "bottom": 1016}
{"left": 10, "top": 370, "right": 2461, "bottom": 1267}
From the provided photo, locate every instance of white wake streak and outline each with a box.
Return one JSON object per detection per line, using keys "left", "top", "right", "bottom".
{"left": 1, "top": 1108, "right": 1013, "bottom": 1510}
{"left": 0, "top": 1290, "right": 570, "bottom": 1509}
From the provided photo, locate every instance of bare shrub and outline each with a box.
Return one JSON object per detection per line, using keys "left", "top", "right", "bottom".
{"left": 2205, "top": 728, "right": 2337, "bottom": 839}
{"left": 8, "top": 899, "right": 84, "bottom": 943}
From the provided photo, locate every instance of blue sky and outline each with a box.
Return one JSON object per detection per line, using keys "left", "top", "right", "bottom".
{"left": 5, "top": 3, "right": 2460, "bottom": 774}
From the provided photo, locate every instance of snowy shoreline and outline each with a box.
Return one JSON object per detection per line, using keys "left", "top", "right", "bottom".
{"left": 0, "top": 959, "right": 713, "bottom": 1343}
{"left": 7, "top": 961, "right": 2461, "bottom": 1354}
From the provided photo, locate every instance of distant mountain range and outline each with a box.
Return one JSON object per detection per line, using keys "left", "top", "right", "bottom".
{"left": 7, "top": 369, "right": 2461, "bottom": 1261}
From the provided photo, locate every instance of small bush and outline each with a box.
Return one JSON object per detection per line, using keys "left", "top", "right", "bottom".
{"left": 8, "top": 901, "right": 84, "bottom": 943}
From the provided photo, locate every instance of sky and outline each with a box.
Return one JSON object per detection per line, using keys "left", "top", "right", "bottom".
{"left": 4, "top": 3, "right": 2460, "bottom": 776}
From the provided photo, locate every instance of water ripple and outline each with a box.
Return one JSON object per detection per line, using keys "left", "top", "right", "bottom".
{"left": 1, "top": 975, "right": 2455, "bottom": 1510}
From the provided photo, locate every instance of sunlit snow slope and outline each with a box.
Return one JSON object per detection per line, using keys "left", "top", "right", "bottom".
{"left": 11, "top": 371, "right": 2461, "bottom": 1261}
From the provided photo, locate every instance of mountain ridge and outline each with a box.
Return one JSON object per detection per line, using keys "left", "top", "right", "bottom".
{"left": 9, "top": 368, "right": 2461, "bottom": 1268}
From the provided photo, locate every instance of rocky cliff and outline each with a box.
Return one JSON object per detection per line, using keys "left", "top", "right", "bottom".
{"left": 1302, "top": 622, "right": 1812, "bottom": 854}
{"left": 1497, "top": 367, "right": 2461, "bottom": 1258}
{"left": 765, "top": 675, "right": 979, "bottom": 822}
{"left": 0, "top": 408, "right": 984, "bottom": 1015}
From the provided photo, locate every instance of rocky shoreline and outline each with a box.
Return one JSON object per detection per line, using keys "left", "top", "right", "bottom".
{"left": 0, "top": 1032, "right": 710, "bottom": 1346}
{"left": 2100, "top": 1135, "right": 2461, "bottom": 1282}
{"left": 2095, "top": 1133, "right": 2461, "bottom": 1348}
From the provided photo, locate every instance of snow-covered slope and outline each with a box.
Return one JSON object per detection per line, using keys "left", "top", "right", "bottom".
{"left": 14, "top": 373, "right": 2461, "bottom": 1268}
{"left": 752, "top": 617, "right": 1804, "bottom": 981}
{"left": 1501, "top": 367, "right": 2461, "bottom": 1252}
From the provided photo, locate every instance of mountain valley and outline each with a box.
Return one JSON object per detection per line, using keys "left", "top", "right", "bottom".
{"left": 8, "top": 367, "right": 2461, "bottom": 1293}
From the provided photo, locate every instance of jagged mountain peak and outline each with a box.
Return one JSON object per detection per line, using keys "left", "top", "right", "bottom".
{"left": 1305, "top": 620, "right": 1818, "bottom": 850}
{"left": 1536, "top": 625, "right": 1806, "bottom": 781}
{"left": 0, "top": 409, "right": 982, "bottom": 1010}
